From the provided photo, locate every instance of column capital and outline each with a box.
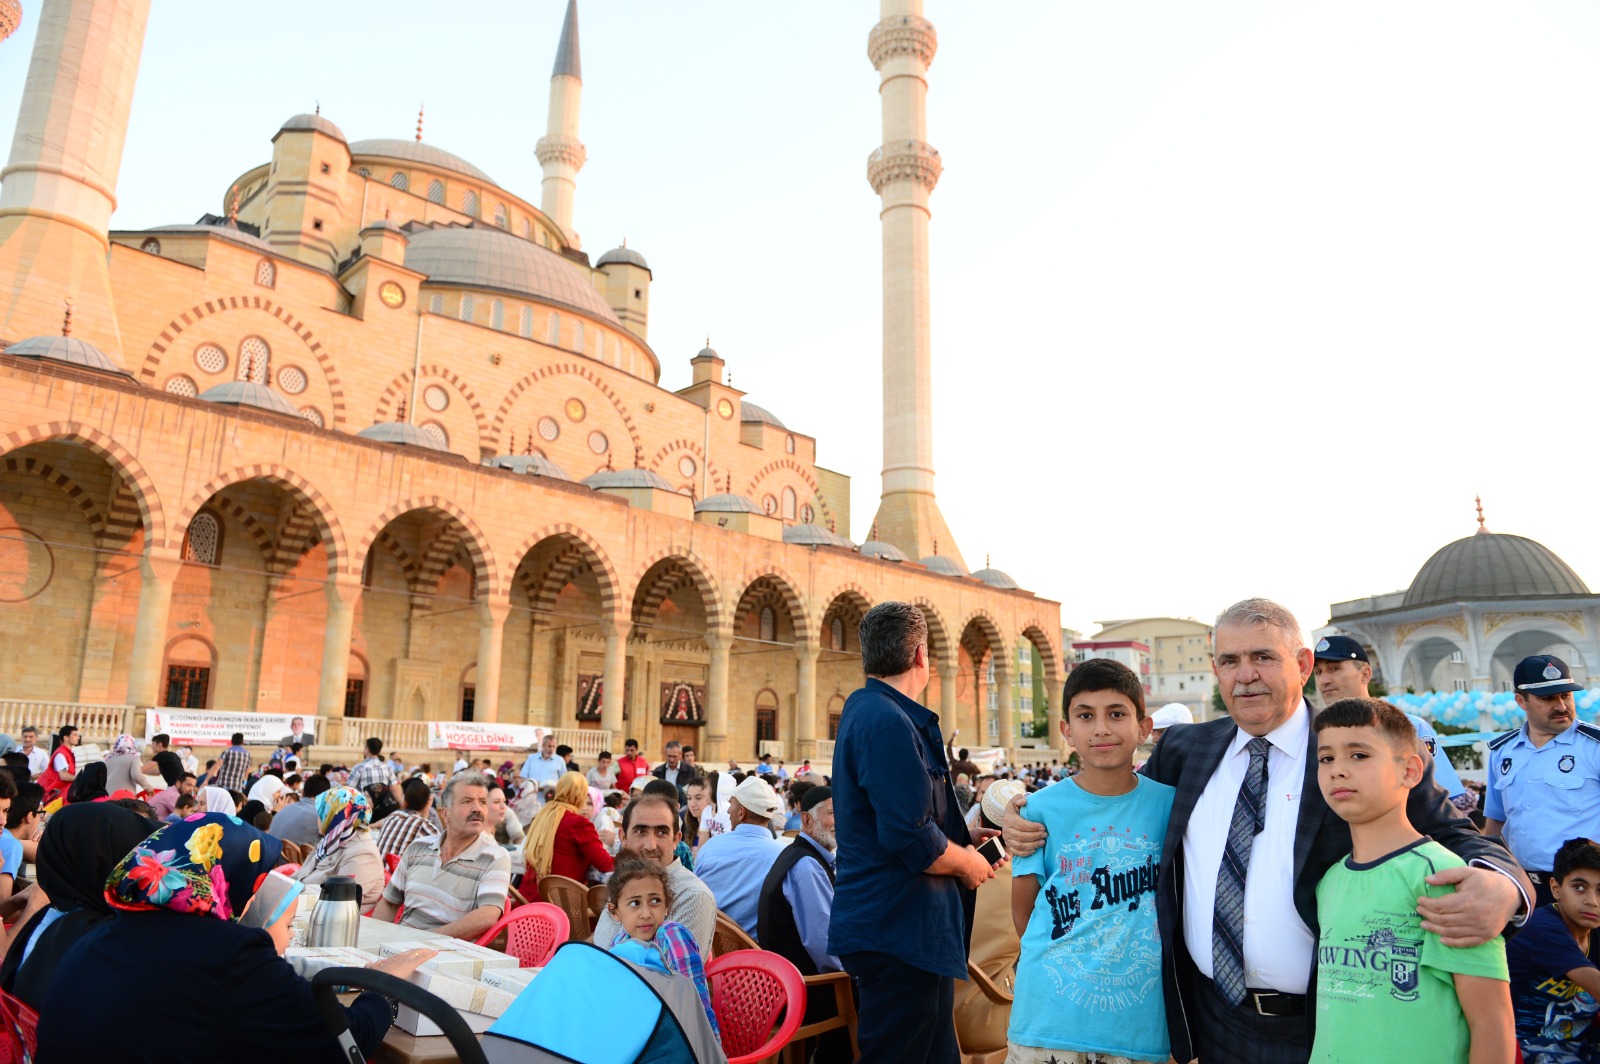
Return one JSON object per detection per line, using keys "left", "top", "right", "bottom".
{"left": 476, "top": 597, "right": 513, "bottom": 625}
{"left": 867, "top": 140, "right": 941, "bottom": 195}
{"left": 705, "top": 628, "right": 735, "bottom": 653}
{"left": 867, "top": 13, "right": 937, "bottom": 70}
{"left": 795, "top": 641, "right": 822, "bottom": 664}
{"left": 937, "top": 658, "right": 960, "bottom": 679}
{"left": 598, "top": 614, "right": 631, "bottom": 640}
{"left": 140, "top": 544, "right": 184, "bottom": 583}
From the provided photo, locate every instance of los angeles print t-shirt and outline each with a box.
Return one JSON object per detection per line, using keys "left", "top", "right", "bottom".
{"left": 1008, "top": 774, "right": 1174, "bottom": 1061}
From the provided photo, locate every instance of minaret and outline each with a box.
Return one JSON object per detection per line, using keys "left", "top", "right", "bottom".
{"left": 867, "top": 0, "right": 964, "bottom": 569}
{"left": 0, "top": 0, "right": 151, "bottom": 356}
{"left": 536, "top": 0, "right": 585, "bottom": 247}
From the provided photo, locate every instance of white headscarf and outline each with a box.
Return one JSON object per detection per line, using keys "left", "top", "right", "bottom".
{"left": 201, "top": 786, "right": 236, "bottom": 817}
{"left": 247, "top": 773, "right": 287, "bottom": 807}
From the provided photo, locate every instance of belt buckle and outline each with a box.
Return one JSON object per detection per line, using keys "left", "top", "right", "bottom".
{"left": 1251, "top": 990, "right": 1277, "bottom": 1016}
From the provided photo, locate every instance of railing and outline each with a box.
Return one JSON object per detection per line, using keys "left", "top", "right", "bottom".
{"left": 758, "top": 740, "right": 786, "bottom": 762}
{"left": 0, "top": 701, "right": 134, "bottom": 742}
{"left": 812, "top": 740, "right": 834, "bottom": 764}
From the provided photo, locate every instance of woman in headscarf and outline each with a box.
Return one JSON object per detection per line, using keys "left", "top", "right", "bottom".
{"left": 237, "top": 799, "right": 271, "bottom": 831}
{"left": 247, "top": 768, "right": 289, "bottom": 809}
{"left": 102, "top": 733, "right": 148, "bottom": 797}
{"left": 293, "top": 786, "right": 384, "bottom": 914}
{"left": 523, "top": 771, "right": 614, "bottom": 890}
{"left": 0, "top": 802, "right": 156, "bottom": 1007}
{"left": 64, "top": 761, "right": 108, "bottom": 806}
{"left": 199, "top": 785, "right": 236, "bottom": 817}
{"left": 35, "top": 813, "right": 438, "bottom": 1063}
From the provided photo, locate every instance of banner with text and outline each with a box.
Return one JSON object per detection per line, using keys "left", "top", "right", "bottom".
{"left": 145, "top": 710, "right": 321, "bottom": 747}
{"left": 426, "top": 721, "right": 548, "bottom": 751}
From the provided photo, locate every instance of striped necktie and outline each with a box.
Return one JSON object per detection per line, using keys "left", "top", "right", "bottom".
{"left": 1213, "top": 735, "right": 1271, "bottom": 1007}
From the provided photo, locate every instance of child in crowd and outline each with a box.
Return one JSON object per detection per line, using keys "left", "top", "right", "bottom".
{"left": 605, "top": 853, "right": 718, "bottom": 1036}
{"left": 1507, "top": 836, "right": 1600, "bottom": 1063}
{"left": 1311, "top": 698, "right": 1512, "bottom": 1063}
{"left": 1008, "top": 658, "right": 1174, "bottom": 1064}
{"left": 168, "top": 792, "right": 198, "bottom": 822}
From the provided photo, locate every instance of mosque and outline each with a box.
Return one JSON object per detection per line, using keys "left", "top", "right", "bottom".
{"left": 1329, "top": 500, "right": 1599, "bottom": 695}
{"left": 0, "top": 1, "right": 1063, "bottom": 764}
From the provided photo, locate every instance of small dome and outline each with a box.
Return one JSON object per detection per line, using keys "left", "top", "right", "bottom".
{"left": 919, "top": 555, "right": 969, "bottom": 577}
{"left": 597, "top": 246, "right": 650, "bottom": 271}
{"left": 694, "top": 493, "right": 763, "bottom": 514}
{"left": 784, "top": 524, "right": 856, "bottom": 549}
{"left": 144, "top": 224, "right": 273, "bottom": 253}
{"left": 357, "top": 421, "right": 449, "bottom": 451}
{"left": 348, "top": 138, "right": 495, "bottom": 185}
{"left": 486, "top": 453, "right": 571, "bottom": 481}
{"left": 583, "top": 468, "right": 674, "bottom": 491}
{"left": 859, "top": 540, "right": 909, "bottom": 562}
{"left": 278, "top": 113, "right": 347, "bottom": 143}
{"left": 1404, "top": 531, "right": 1590, "bottom": 607}
{"left": 740, "top": 401, "right": 786, "bottom": 429}
{"left": 5, "top": 334, "right": 125, "bottom": 375}
{"left": 198, "top": 381, "right": 300, "bottom": 418}
{"left": 406, "top": 225, "right": 621, "bottom": 325}
{"left": 972, "top": 567, "right": 1020, "bottom": 590}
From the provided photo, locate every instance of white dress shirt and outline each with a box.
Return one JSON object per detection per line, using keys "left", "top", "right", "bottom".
{"left": 1182, "top": 700, "right": 1315, "bottom": 995}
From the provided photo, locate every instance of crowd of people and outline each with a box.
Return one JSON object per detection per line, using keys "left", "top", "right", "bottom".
{"left": 2, "top": 594, "right": 1598, "bottom": 1062}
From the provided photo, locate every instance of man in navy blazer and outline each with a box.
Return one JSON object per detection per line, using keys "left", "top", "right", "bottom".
{"left": 1006, "top": 597, "right": 1530, "bottom": 1064}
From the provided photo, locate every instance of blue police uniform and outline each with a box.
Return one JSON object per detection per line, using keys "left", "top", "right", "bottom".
{"left": 1485, "top": 720, "right": 1600, "bottom": 873}
{"left": 1407, "top": 712, "right": 1467, "bottom": 801}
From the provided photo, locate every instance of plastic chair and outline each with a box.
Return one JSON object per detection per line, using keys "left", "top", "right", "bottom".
{"left": 537, "top": 874, "right": 592, "bottom": 943}
{"left": 586, "top": 882, "right": 608, "bottom": 922}
{"left": 383, "top": 852, "right": 400, "bottom": 877}
{"left": 955, "top": 960, "right": 1013, "bottom": 1064}
{"left": 712, "top": 909, "right": 758, "bottom": 960}
{"left": 0, "top": 989, "right": 38, "bottom": 1064}
{"left": 783, "top": 970, "right": 859, "bottom": 1064}
{"left": 706, "top": 949, "right": 807, "bottom": 1064}
{"left": 275, "top": 862, "right": 300, "bottom": 877}
{"left": 474, "top": 901, "right": 569, "bottom": 967}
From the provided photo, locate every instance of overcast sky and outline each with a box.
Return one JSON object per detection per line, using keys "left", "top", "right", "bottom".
{"left": 5, "top": 1, "right": 1599, "bottom": 637}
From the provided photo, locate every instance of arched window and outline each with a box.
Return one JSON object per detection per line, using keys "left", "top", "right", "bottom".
{"left": 460, "top": 294, "right": 475, "bottom": 322}
{"left": 520, "top": 218, "right": 532, "bottom": 239}
{"left": 546, "top": 312, "right": 560, "bottom": 345}
{"left": 611, "top": 337, "right": 622, "bottom": 367}
{"left": 238, "top": 336, "right": 270, "bottom": 383}
{"left": 255, "top": 259, "right": 275, "bottom": 288}
{"left": 390, "top": 171, "right": 408, "bottom": 191}
{"left": 781, "top": 487, "right": 797, "bottom": 520}
{"left": 428, "top": 293, "right": 444, "bottom": 314}
{"left": 140, "top": 238, "right": 161, "bottom": 255}
{"left": 427, "top": 179, "right": 444, "bottom": 204}
{"left": 165, "top": 374, "right": 198, "bottom": 398}
{"left": 755, "top": 689, "right": 779, "bottom": 754}
{"left": 572, "top": 320, "right": 584, "bottom": 353}
{"left": 356, "top": 167, "right": 371, "bottom": 178}
{"left": 419, "top": 422, "right": 448, "bottom": 449}
{"left": 759, "top": 606, "right": 777, "bottom": 643}
{"left": 301, "top": 407, "right": 325, "bottom": 428}
{"left": 183, "top": 511, "right": 223, "bottom": 565}
{"left": 519, "top": 306, "right": 533, "bottom": 338}
{"left": 462, "top": 190, "right": 478, "bottom": 216}
{"left": 785, "top": 434, "right": 796, "bottom": 454}
{"left": 491, "top": 299, "right": 505, "bottom": 330}
{"left": 493, "top": 204, "right": 508, "bottom": 228}
{"left": 831, "top": 617, "right": 846, "bottom": 650}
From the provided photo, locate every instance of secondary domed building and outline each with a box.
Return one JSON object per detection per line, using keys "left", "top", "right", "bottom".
{"left": 1329, "top": 502, "right": 1597, "bottom": 692}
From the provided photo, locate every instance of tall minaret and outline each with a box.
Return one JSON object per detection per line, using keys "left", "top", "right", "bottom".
{"left": 0, "top": 0, "right": 151, "bottom": 356}
{"left": 536, "top": 0, "right": 585, "bottom": 247}
{"left": 867, "top": 0, "right": 964, "bottom": 569}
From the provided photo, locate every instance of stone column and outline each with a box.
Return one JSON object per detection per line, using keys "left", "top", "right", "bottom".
{"left": 705, "top": 630, "right": 733, "bottom": 763}
{"left": 474, "top": 598, "right": 512, "bottom": 723}
{"left": 994, "top": 664, "right": 1014, "bottom": 755}
{"left": 1045, "top": 673, "right": 1062, "bottom": 751}
{"left": 601, "top": 618, "right": 628, "bottom": 740}
{"left": 794, "top": 642, "right": 821, "bottom": 761}
{"left": 938, "top": 660, "right": 959, "bottom": 732}
{"left": 125, "top": 547, "right": 182, "bottom": 707}
{"left": 316, "top": 576, "right": 362, "bottom": 720}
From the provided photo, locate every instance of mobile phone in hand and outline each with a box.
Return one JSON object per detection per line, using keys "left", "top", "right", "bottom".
{"left": 976, "top": 835, "right": 1006, "bottom": 867}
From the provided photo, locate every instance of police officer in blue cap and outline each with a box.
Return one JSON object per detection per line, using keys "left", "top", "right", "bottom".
{"left": 1312, "top": 634, "right": 1472, "bottom": 808}
{"left": 1485, "top": 654, "right": 1600, "bottom": 908}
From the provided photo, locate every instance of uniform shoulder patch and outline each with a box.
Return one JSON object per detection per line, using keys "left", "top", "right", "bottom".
{"left": 1575, "top": 722, "right": 1600, "bottom": 744}
{"left": 1487, "top": 730, "right": 1518, "bottom": 751}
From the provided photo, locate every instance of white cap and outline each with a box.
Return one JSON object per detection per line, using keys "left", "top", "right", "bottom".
{"left": 981, "top": 778, "right": 1027, "bottom": 828}
{"left": 1150, "top": 703, "right": 1193, "bottom": 730}
{"left": 731, "top": 775, "right": 782, "bottom": 819}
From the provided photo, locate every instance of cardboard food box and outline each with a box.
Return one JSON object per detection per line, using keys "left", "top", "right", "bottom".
{"left": 378, "top": 940, "right": 519, "bottom": 979}
{"left": 285, "top": 946, "right": 383, "bottom": 980}
{"left": 479, "top": 966, "right": 540, "bottom": 993}
{"left": 393, "top": 1004, "right": 496, "bottom": 1038}
{"left": 405, "top": 968, "right": 517, "bottom": 1018}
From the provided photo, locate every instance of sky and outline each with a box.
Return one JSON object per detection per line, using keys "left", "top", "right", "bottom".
{"left": 5, "top": 1, "right": 1600, "bottom": 637}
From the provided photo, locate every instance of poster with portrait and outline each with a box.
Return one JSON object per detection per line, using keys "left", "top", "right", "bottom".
{"left": 659, "top": 681, "right": 706, "bottom": 725}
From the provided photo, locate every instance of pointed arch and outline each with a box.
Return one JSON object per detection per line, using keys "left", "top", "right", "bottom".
{"left": 913, "top": 597, "right": 954, "bottom": 663}
{"left": 735, "top": 564, "right": 813, "bottom": 642}
{"left": 509, "top": 523, "right": 624, "bottom": 619}
{"left": 630, "top": 548, "right": 725, "bottom": 631}
{"left": 0, "top": 421, "right": 165, "bottom": 546}
{"left": 960, "top": 607, "right": 1006, "bottom": 666}
{"left": 170, "top": 465, "right": 346, "bottom": 578}
{"left": 1019, "top": 621, "right": 1062, "bottom": 687}
{"left": 357, "top": 496, "right": 501, "bottom": 598}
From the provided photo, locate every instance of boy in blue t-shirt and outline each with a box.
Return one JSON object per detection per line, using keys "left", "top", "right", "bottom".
{"left": 1508, "top": 837, "right": 1600, "bottom": 1063}
{"left": 1008, "top": 658, "right": 1174, "bottom": 1064}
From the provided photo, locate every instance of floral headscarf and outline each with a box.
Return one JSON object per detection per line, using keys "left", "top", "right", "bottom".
{"left": 106, "top": 812, "right": 282, "bottom": 922}
{"left": 111, "top": 734, "right": 140, "bottom": 758}
{"left": 312, "top": 786, "right": 371, "bottom": 862}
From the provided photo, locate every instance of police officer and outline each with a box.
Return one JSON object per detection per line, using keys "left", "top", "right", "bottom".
{"left": 1485, "top": 654, "right": 1600, "bottom": 908}
{"left": 1312, "top": 635, "right": 1471, "bottom": 807}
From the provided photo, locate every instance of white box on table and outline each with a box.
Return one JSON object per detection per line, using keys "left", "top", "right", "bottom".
{"left": 393, "top": 1004, "right": 497, "bottom": 1038}
{"left": 378, "top": 940, "right": 518, "bottom": 978}
{"left": 404, "top": 968, "right": 517, "bottom": 1018}
{"left": 479, "top": 966, "right": 539, "bottom": 993}
{"left": 285, "top": 946, "right": 383, "bottom": 980}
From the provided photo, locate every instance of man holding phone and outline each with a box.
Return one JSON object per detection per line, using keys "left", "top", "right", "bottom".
{"left": 829, "top": 602, "right": 1000, "bottom": 1064}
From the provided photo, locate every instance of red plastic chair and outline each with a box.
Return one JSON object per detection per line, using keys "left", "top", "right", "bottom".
{"left": 473, "top": 902, "right": 568, "bottom": 967}
{"left": 706, "top": 949, "right": 807, "bottom": 1064}
{"left": 383, "top": 852, "right": 400, "bottom": 877}
{"left": 0, "top": 989, "right": 38, "bottom": 1063}
{"left": 276, "top": 863, "right": 300, "bottom": 877}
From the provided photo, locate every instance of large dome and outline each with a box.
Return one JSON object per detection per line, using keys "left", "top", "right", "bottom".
{"left": 348, "top": 139, "right": 495, "bottom": 185}
{"left": 1404, "top": 531, "right": 1590, "bottom": 607}
{"left": 405, "top": 226, "right": 621, "bottom": 326}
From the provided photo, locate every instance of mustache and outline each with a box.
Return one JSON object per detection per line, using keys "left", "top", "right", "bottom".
{"left": 1231, "top": 683, "right": 1271, "bottom": 698}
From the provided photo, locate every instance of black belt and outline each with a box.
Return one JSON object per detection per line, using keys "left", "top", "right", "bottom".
{"left": 1244, "top": 989, "right": 1307, "bottom": 1017}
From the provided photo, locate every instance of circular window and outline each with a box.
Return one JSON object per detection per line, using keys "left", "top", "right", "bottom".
{"left": 565, "top": 398, "right": 586, "bottom": 422}
{"left": 801, "top": 503, "right": 814, "bottom": 523}
{"left": 588, "top": 431, "right": 609, "bottom": 454}
{"left": 277, "top": 366, "right": 307, "bottom": 394}
{"left": 538, "top": 416, "right": 560, "bottom": 442}
{"left": 423, "top": 385, "right": 450, "bottom": 412}
{"left": 678, "top": 455, "right": 697, "bottom": 478}
{"left": 762, "top": 494, "right": 778, "bottom": 516}
{"left": 140, "top": 238, "right": 161, "bottom": 255}
{"left": 420, "top": 422, "right": 448, "bottom": 448}
{"left": 194, "top": 344, "right": 227, "bottom": 374}
{"left": 301, "top": 407, "right": 325, "bottom": 428}
{"left": 165, "top": 375, "right": 198, "bottom": 398}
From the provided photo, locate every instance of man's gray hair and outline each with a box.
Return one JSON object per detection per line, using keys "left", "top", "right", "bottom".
{"left": 441, "top": 770, "right": 491, "bottom": 807}
{"left": 1214, "top": 597, "right": 1307, "bottom": 650}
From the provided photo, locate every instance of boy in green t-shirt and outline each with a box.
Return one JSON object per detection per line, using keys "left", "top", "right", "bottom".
{"left": 1310, "top": 698, "right": 1513, "bottom": 1064}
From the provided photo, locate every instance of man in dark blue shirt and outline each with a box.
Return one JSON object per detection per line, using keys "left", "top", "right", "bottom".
{"left": 829, "top": 601, "right": 996, "bottom": 1064}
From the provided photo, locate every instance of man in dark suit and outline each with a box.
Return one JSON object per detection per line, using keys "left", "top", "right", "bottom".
{"left": 279, "top": 715, "right": 315, "bottom": 746}
{"left": 1005, "top": 597, "right": 1530, "bottom": 1064}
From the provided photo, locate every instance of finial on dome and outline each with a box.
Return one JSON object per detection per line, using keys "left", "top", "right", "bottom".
{"left": 986, "top": 553, "right": 991, "bottom": 569}
{"left": 314, "top": 100, "right": 320, "bottom": 116}
{"left": 416, "top": 103, "right": 424, "bottom": 142}
{"left": 228, "top": 184, "right": 240, "bottom": 225}
{"left": 525, "top": 429, "right": 534, "bottom": 456}
{"left": 61, "top": 298, "right": 73, "bottom": 338}
{"left": 870, "top": 521, "right": 879, "bottom": 541}
{"left": 932, "top": 536, "right": 939, "bottom": 556}
{"left": 1475, "top": 495, "right": 1489, "bottom": 535}
{"left": 396, "top": 397, "right": 408, "bottom": 423}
